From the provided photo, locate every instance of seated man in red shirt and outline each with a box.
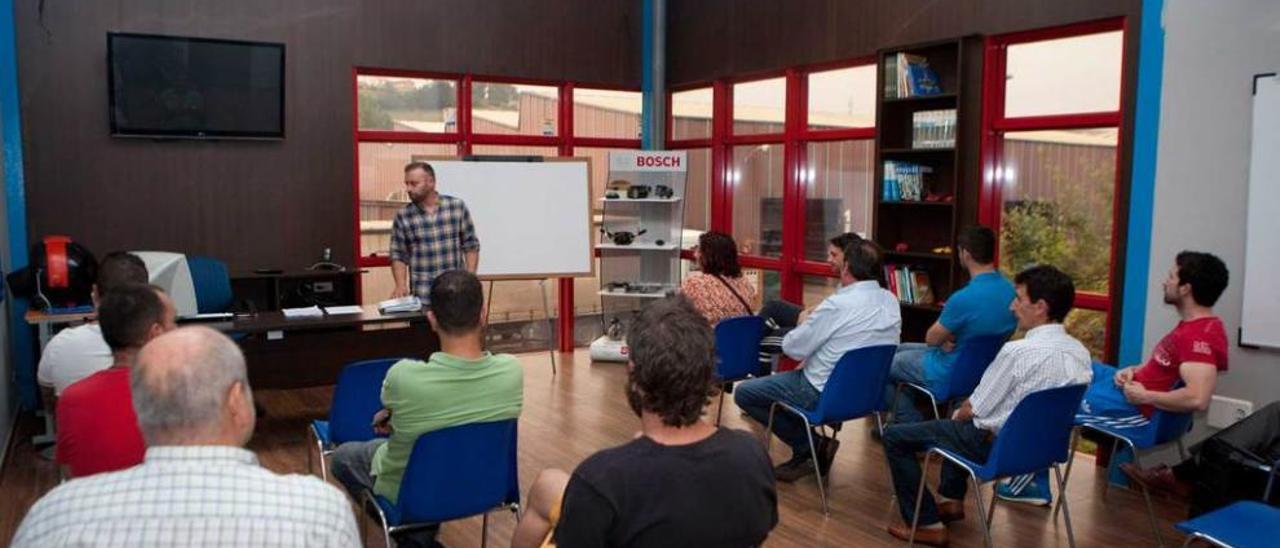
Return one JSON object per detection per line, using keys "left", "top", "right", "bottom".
{"left": 56, "top": 284, "right": 177, "bottom": 478}
{"left": 998, "top": 251, "right": 1230, "bottom": 505}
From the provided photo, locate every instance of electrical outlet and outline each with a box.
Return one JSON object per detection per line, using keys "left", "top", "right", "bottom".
{"left": 1207, "top": 395, "right": 1253, "bottom": 429}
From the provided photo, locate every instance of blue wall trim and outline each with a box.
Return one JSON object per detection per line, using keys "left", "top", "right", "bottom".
{"left": 1, "top": 0, "right": 35, "bottom": 409}
{"left": 640, "top": 0, "right": 655, "bottom": 150}
{"left": 1119, "top": 0, "right": 1165, "bottom": 366}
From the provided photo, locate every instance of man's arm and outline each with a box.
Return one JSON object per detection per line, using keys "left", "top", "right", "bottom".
{"left": 951, "top": 399, "right": 974, "bottom": 422}
{"left": 1124, "top": 362, "right": 1218, "bottom": 413}
{"left": 781, "top": 301, "right": 836, "bottom": 361}
{"left": 464, "top": 250, "right": 479, "bottom": 273}
{"left": 389, "top": 213, "right": 411, "bottom": 298}
{"left": 924, "top": 321, "right": 955, "bottom": 349}
{"left": 390, "top": 261, "right": 410, "bottom": 299}
{"left": 459, "top": 202, "right": 480, "bottom": 273}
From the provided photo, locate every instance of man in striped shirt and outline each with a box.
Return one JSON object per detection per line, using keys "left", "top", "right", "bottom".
{"left": 390, "top": 161, "right": 480, "bottom": 302}
{"left": 881, "top": 265, "right": 1092, "bottom": 547}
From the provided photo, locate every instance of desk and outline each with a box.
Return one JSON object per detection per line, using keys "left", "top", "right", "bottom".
{"left": 208, "top": 304, "right": 440, "bottom": 390}
{"left": 25, "top": 309, "right": 95, "bottom": 348}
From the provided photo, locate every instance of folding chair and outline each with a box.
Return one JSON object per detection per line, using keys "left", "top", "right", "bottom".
{"left": 714, "top": 316, "right": 766, "bottom": 425}
{"left": 308, "top": 358, "right": 403, "bottom": 480}
{"left": 362, "top": 419, "right": 521, "bottom": 548}
{"left": 765, "top": 344, "right": 897, "bottom": 514}
{"left": 909, "top": 383, "right": 1087, "bottom": 548}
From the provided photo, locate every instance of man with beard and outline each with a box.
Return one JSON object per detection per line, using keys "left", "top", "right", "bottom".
{"left": 389, "top": 161, "right": 480, "bottom": 302}
{"left": 510, "top": 296, "right": 777, "bottom": 548}
{"left": 998, "top": 251, "right": 1230, "bottom": 506}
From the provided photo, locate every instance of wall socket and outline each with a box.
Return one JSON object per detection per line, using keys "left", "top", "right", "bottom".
{"left": 1207, "top": 395, "right": 1253, "bottom": 429}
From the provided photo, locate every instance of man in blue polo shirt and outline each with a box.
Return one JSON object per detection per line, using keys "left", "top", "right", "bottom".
{"left": 885, "top": 226, "right": 1016, "bottom": 424}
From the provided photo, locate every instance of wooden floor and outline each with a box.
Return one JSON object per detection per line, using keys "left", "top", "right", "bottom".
{"left": 1, "top": 349, "right": 1193, "bottom": 547}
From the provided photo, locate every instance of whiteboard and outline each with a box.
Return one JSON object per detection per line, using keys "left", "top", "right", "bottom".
{"left": 415, "top": 157, "right": 594, "bottom": 279}
{"left": 1241, "top": 74, "right": 1280, "bottom": 348}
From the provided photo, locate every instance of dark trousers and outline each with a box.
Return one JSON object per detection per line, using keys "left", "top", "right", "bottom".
{"left": 1179, "top": 401, "right": 1280, "bottom": 516}
{"left": 757, "top": 300, "right": 802, "bottom": 375}
{"left": 883, "top": 419, "right": 994, "bottom": 526}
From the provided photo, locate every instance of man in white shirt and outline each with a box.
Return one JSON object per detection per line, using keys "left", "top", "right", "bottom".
{"left": 880, "top": 265, "right": 1092, "bottom": 546}
{"left": 37, "top": 252, "right": 148, "bottom": 395}
{"left": 13, "top": 327, "right": 359, "bottom": 547}
{"left": 735, "top": 239, "right": 901, "bottom": 482}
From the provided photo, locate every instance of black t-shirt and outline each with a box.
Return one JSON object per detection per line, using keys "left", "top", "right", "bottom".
{"left": 553, "top": 427, "right": 778, "bottom": 548}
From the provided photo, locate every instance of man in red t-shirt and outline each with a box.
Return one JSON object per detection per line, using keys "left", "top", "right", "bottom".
{"left": 56, "top": 284, "right": 176, "bottom": 478}
{"left": 999, "top": 251, "right": 1230, "bottom": 506}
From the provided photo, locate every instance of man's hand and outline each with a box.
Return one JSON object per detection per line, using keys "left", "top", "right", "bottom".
{"left": 1113, "top": 366, "right": 1136, "bottom": 387}
{"left": 390, "top": 285, "right": 409, "bottom": 299}
{"left": 941, "top": 341, "right": 957, "bottom": 353}
{"left": 371, "top": 408, "right": 393, "bottom": 435}
{"left": 951, "top": 400, "right": 974, "bottom": 422}
{"left": 1123, "top": 381, "right": 1152, "bottom": 405}
{"left": 797, "top": 306, "right": 817, "bottom": 325}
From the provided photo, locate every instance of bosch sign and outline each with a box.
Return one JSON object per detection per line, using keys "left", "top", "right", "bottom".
{"left": 636, "top": 156, "right": 681, "bottom": 168}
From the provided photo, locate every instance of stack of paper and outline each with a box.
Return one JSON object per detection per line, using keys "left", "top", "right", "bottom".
{"left": 323, "top": 305, "right": 365, "bottom": 315}
{"left": 282, "top": 305, "right": 324, "bottom": 319}
{"left": 378, "top": 296, "right": 423, "bottom": 314}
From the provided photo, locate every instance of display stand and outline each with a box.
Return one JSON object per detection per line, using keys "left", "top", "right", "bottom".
{"left": 589, "top": 151, "right": 688, "bottom": 362}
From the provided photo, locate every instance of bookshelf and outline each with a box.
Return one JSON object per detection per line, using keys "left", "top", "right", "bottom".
{"left": 873, "top": 37, "right": 983, "bottom": 341}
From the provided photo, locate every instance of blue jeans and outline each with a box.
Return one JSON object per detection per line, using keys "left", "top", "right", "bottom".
{"left": 887, "top": 343, "right": 932, "bottom": 424}
{"left": 735, "top": 370, "right": 821, "bottom": 458}
{"left": 883, "top": 419, "right": 994, "bottom": 526}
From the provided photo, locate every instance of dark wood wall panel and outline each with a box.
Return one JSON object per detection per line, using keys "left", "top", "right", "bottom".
{"left": 668, "top": 0, "right": 1141, "bottom": 85}
{"left": 15, "top": 0, "right": 639, "bottom": 273}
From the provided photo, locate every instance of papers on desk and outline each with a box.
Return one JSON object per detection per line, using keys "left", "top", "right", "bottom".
{"left": 378, "top": 296, "right": 423, "bottom": 314}
{"left": 323, "top": 305, "right": 364, "bottom": 316}
{"left": 281, "top": 306, "right": 324, "bottom": 319}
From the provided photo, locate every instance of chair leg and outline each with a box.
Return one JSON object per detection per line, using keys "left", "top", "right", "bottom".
{"left": 908, "top": 452, "right": 932, "bottom": 547}
{"left": 1176, "top": 438, "right": 1188, "bottom": 461}
{"left": 801, "top": 416, "right": 829, "bottom": 515}
{"left": 1132, "top": 451, "right": 1166, "bottom": 548}
{"left": 925, "top": 393, "right": 940, "bottom": 422}
{"left": 764, "top": 403, "right": 779, "bottom": 452}
{"left": 481, "top": 512, "right": 490, "bottom": 548}
{"left": 1053, "top": 464, "right": 1077, "bottom": 548}
{"left": 1053, "top": 428, "right": 1079, "bottom": 522}
{"left": 986, "top": 485, "right": 996, "bottom": 528}
{"left": 971, "top": 475, "right": 995, "bottom": 548}
{"left": 1103, "top": 437, "right": 1119, "bottom": 498}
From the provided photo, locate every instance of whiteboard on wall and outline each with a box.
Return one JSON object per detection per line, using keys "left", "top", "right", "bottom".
{"left": 1241, "top": 74, "right": 1280, "bottom": 348}
{"left": 413, "top": 157, "right": 594, "bottom": 280}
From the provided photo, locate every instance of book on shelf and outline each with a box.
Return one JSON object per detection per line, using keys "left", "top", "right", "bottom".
{"left": 882, "top": 264, "right": 935, "bottom": 305}
{"left": 882, "top": 160, "right": 932, "bottom": 202}
{"left": 912, "top": 109, "right": 957, "bottom": 149}
{"left": 885, "top": 53, "right": 943, "bottom": 99}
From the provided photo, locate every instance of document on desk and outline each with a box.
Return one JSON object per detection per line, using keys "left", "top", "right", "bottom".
{"left": 323, "top": 305, "right": 364, "bottom": 316}
{"left": 282, "top": 306, "right": 324, "bottom": 319}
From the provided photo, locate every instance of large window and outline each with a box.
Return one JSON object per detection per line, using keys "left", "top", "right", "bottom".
{"left": 983, "top": 22, "right": 1127, "bottom": 359}
{"left": 355, "top": 70, "right": 641, "bottom": 349}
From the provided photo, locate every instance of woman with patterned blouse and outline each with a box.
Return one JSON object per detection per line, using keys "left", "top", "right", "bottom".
{"left": 681, "top": 231, "right": 757, "bottom": 326}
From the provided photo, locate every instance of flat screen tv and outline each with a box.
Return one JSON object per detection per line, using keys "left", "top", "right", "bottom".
{"left": 108, "top": 32, "right": 285, "bottom": 140}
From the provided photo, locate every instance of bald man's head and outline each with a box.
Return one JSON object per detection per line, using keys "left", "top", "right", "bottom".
{"left": 131, "top": 327, "right": 255, "bottom": 447}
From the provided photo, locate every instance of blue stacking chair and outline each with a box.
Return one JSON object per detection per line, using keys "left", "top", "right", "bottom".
{"left": 765, "top": 344, "right": 897, "bottom": 514}
{"left": 186, "top": 255, "right": 234, "bottom": 313}
{"left": 893, "top": 334, "right": 1007, "bottom": 422}
{"left": 714, "top": 316, "right": 767, "bottom": 425}
{"left": 908, "top": 383, "right": 1087, "bottom": 548}
{"left": 362, "top": 419, "right": 520, "bottom": 548}
{"left": 308, "top": 358, "right": 403, "bottom": 481}
{"left": 1052, "top": 369, "right": 1194, "bottom": 547}
{"left": 1175, "top": 501, "right": 1280, "bottom": 548}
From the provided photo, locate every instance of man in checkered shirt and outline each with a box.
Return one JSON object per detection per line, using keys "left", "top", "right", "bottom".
{"left": 391, "top": 161, "right": 480, "bottom": 302}
{"left": 12, "top": 327, "right": 359, "bottom": 547}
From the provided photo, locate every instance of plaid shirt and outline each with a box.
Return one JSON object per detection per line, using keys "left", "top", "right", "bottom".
{"left": 12, "top": 446, "right": 359, "bottom": 547}
{"left": 390, "top": 194, "right": 480, "bottom": 301}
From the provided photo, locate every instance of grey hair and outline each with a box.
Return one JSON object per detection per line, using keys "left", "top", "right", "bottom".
{"left": 131, "top": 327, "right": 251, "bottom": 445}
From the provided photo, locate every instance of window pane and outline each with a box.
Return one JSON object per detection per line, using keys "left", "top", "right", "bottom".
{"left": 808, "top": 65, "right": 876, "bottom": 130}
{"left": 731, "top": 144, "right": 785, "bottom": 257}
{"left": 470, "top": 145, "right": 558, "bottom": 157}
{"left": 1065, "top": 308, "right": 1108, "bottom": 360}
{"left": 357, "top": 76, "right": 458, "bottom": 132}
{"left": 803, "top": 275, "right": 841, "bottom": 307}
{"left": 1005, "top": 31, "right": 1123, "bottom": 118}
{"left": 997, "top": 128, "right": 1117, "bottom": 294}
{"left": 671, "top": 87, "right": 712, "bottom": 140}
{"left": 574, "top": 88, "right": 642, "bottom": 139}
{"left": 803, "top": 140, "right": 874, "bottom": 261}
{"left": 682, "top": 148, "right": 712, "bottom": 232}
{"left": 472, "top": 82, "right": 559, "bottom": 136}
{"left": 733, "top": 78, "right": 786, "bottom": 135}
{"left": 357, "top": 142, "right": 457, "bottom": 258}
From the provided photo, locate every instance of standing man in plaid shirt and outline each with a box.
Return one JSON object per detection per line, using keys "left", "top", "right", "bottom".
{"left": 390, "top": 161, "right": 480, "bottom": 301}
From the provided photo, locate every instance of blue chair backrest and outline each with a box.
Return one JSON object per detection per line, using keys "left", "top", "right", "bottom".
{"left": 715, "top": 316, "right": 766, "bottom": 382}
{"left": 328, "top": 358, "right": 402, "bottom": 444}
{"left": 397, "top": 419, "right": 519, "bottom": 523}
{"left": 982, "top": 383, "right": 1088, "bottom": 479}
{"left": 941, "top": 334, "right": 1008, "bottom": 400}
{"left": 186, "top": 255, "right": 233, "bottom": 314}
{"left": 812, "top": 344, "right": 898, "bottom": 423}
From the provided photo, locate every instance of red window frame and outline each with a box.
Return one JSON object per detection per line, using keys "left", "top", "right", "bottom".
{"left": 979, "top": 18, "right": 1130, "bottom": 357}
{"left": 668, "top": 58, "right": 878, "bottom": 305}
{"left": 353, "top": 68, "right": 641, "bottom": 351}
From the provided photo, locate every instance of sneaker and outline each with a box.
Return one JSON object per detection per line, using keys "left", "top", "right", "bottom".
{"left": 995, "top": 479, "right": 1052, "bottom": 506}
{"left": 774, "top": 455, "right": 816, "bottom": 483}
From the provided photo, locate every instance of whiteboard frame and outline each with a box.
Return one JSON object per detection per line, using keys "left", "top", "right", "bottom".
{"left": 1240, "top": 73, "right": 1280, "bottom": 349}
{"left": 412, "top": 155, "right": 596, "bottom": 281}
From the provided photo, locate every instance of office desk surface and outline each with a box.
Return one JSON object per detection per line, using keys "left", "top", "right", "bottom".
{"left": 24, "top": 309, "right": 95, "bottom": 326}
{"left": 209, "top": 304, "right": 425, "bottom": 333}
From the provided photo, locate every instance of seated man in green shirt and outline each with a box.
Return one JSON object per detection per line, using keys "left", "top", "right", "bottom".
{"left": 330, "top": 269, "right": 523, "bottom": 545}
